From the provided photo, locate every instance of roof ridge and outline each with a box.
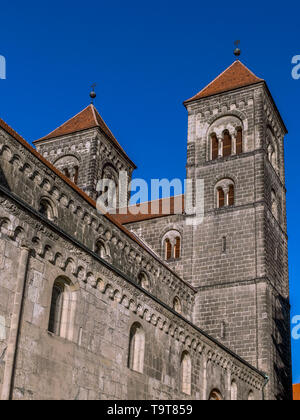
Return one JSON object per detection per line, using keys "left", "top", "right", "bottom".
{"left": 90, "top": 104, "right": 99, "bottom": 127}
{"left": 237, "top": 60, "right": 263, "bottom": 81}
{"left": 92, "top": 104, "right": 118, "bottom": 143}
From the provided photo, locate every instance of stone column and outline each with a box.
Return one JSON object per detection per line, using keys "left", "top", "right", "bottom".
{"left": 223, "top": 186, "right": 230, "bottom": 206}
{"left": 1, "top": 246, "right": 30, "bottom": 400}
{"left": 218, "top": 137, "right": 223, "bottom": 158}
{"left": 230, "top": 129, "right": 237, "bottom": 155}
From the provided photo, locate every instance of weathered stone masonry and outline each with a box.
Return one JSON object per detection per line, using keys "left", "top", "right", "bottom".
{"left": 125, "top": 65, "right": 292, "bottom": 400}
{"left": 0, "top": 124, "right": 265, "bottom": 400}
{"left": 0, "top": 59, "right": 292, "bottom": 400}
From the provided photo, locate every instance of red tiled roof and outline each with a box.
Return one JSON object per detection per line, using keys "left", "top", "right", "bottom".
{"left": 294, "top": 384, "right": 300, "bottom": 400}
{"left": 184, "top": 60, "right": 264, "bottom": 103}
{"left": 0, "top": 117, "right": 194, "bottom": 291}
{"left": 115, "top": 195, "right": 185, "bottom": 225}
{"left": 34, "top": 104, "right": 136, "bottom": 168}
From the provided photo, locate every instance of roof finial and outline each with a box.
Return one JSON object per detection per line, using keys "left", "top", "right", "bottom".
{"left": 234, "top": 40, "right": 241, "bottom": 58}
{"left": 90, "top": 83, "right": 97, "bottom": 104}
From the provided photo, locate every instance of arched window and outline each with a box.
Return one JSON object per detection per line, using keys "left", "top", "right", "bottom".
{"left": 217, "top": 188, "right": 225, "bottom": 208}
{"left": 54, "top": 155, "right": 80, "bottom": 185}
{"left": 174, "top": 237, "right": 181, "bottom": 259}
{"left": 163, "top": 231, "right": 182, "bottom": 261}
{"left": 216, "top": 179, "right": 235, "bottom": 209}
{"left": 228, "top": 184, "right": 234, "bottom": 206}
{"left": 209, "top": 389, "right": 223, "bottom": 400}
{"left": 223, "top": 131, "right": 232, "bottom": 157}
{"left": 48, "top": 281, "right": 64, "bottom": 335}
{"left": 181, "top": 351, "right": 192, "bottom": 395}
{"left": 39, "top": 198, "right": 55, "bottom": 221}
{"left": 48, "top": 277, "right": 77, "bottom": 340}
{"left": 211, "top": 134, "right": 219, "bottom": 160}
{"left": 138, "top": 272, "right": 150, "bottom": 291}
{"left": 128, "top": 323, "right": 145, "bottom": 373}
{"left": 173, "top": 296, "right": 182, "bottom": 314}
{"left": 165, "top": 238, "right": 172, "bottom": 261}
{"left": 271, "top": 190, "right": 278, "bottom": 220}
{"left": 236, "top": 128, "right": 243, "bottom": 154}
{"left": 231, "top": 380, "right": 238, "bottom": 400}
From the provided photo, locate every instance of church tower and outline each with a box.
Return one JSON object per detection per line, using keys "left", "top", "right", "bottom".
{"left": 34, "top": 104, "right": 136, "bottom": 203}
{"left": 184, "top": 60, "right": 292, "bottom": 400}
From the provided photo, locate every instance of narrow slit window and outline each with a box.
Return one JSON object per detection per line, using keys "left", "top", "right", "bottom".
{"left": 228, "top": 185, "right": 234, "bottom": 206}
{"left": 48, "top": 283, "right": 64, "bottom": 335}
{"left": 174, "top": 237, "right": 181, "bottom": 259}
{"left": 211, "top": 134, "right": 219, "bottom": 160}
{"left": 223, "top": 131, "right": 232, "bottom": 157}
{"left": 218, "top": 188, "right": 225, "bottom": 208}
{"left": 165, "top": 239, "right": 172, "bottom": 260}
{"left": 236, "top": 128, "right": 243, "bottom": 154}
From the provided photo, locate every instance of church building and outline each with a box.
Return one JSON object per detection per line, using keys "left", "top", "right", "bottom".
{"left": 0, "top": 58, "right": 292, "bottom": 400}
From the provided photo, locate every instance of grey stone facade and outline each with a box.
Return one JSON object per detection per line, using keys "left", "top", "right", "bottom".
{"left": 0, "top": 61, "right": 292, "bottom": 400}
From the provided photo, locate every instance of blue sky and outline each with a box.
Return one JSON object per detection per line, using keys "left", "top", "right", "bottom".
{"left": 0, "top": 0, "right": 300, "bottom": 384}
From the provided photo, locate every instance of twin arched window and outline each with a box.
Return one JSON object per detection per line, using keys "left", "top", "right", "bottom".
{"left": 128, "top": 323, "right": 145, "bottom": 373}
{"left": 54, "top": 155, "right": 80, "bottom": 185}
{"left": 216, "top": 181, "right": 235, "bottom": 208}
{"left": 163, "top": 231, "right": 182, "bottom": 261}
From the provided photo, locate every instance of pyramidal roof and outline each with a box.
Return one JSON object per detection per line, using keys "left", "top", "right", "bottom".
{"left": 184, "top": 60, "right": 264, "bottom": 103}
{"left": 34, "top": 104, "right": 136, "bottom": 168}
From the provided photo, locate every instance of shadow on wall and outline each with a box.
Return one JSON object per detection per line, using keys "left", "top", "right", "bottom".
{"left": 0, "top": 165, "right": 10, "bottom": 190}
{"left": 272, "top": 295, "right": 293, "bottom": 400}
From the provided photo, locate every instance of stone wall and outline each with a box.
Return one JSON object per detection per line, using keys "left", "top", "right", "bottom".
{"left": 0, "top": 190, "right": 264, "bottom": 400}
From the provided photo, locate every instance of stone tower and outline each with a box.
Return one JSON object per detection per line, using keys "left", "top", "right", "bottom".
{"left": 120, "top": 60, "right": 292, "bottom": 400}
{"left": 184, "top": 60, "right": 292, "bottom": 400}
{"left": 34, "top": 104, "right": 136, "bottom": 202}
